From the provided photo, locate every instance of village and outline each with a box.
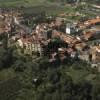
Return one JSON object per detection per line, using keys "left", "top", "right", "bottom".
{"left": 0, "top": 8, "right": 100, "bottom": 71}
{"left": 0, "top": 0, "right": 100, "bottom": 99}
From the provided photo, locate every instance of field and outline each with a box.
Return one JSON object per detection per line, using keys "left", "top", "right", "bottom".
{"left": 0, "top": 0, "right": 67, "bottom": 15}
{"left": 0, "top": 0, "right": 98, "bottom": 17}
{"left": 0, "top": 0, "right": 49, "bottom": 7}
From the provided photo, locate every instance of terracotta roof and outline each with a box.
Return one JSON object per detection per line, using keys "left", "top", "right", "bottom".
{"left": 83, "top": 31, "right": 95, "bottom": 40}
{"left": 78, "top": 18, "right": 100, "bottom": 29}
{"left": 52, "top": 30, "right": 80, "bottom": 45}
{"left": 61, "top": 34, "right": 80, "bottom": 44}
{"left": 75, "top": 42, "right": 87, "bottom": 50}
{"left": 52, "top": 30, "right": 61, "bottom": 37}
{"left": 96, "top": 46, "right": 100, "bottom": 53}
{"left": 84, "top": 18, "right": 100, "bottom": 26}
{"left": 0, "top": 28, "right": 5, "bottom": 33}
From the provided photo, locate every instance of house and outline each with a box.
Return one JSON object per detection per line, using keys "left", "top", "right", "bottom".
{"left": 74, "top": 42, "right": 87, "bottom": 51}
{"left": 84, "top": 17, "right": 100, "bottom": 27}
{"left": 17, "top": 37, "right": 42, "bottom": 56}
{"left": 90, "top": 45, "right": 100, "bottom": 63}
{"left": 83, "top": 31, "right": 95, "bottom": 41}
{"left": 78, "top": 51, "right": 90, "bottom": 62}
{"left": 82, "top": 29, "right": 100, "bottom": 41}
{"left": 56, "top": 17, "right": 63, "bottom": 26}
{"left": 51, "top": 30, "right": 81, "bottom": 46}
{"left": 66, "top": 23, "right": 77, "bottom": 34}
{"left": 0, "top": 21, "right": 6, "bottom": 34}
{"left": 90, "top": 50, "right": 100, "bottom": 72}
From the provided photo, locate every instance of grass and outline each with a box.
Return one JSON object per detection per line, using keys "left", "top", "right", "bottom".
{"left": 0, "top": 0, "right": 48, "bottom": 7}
{"left": 66, "top": 68, "right": 90, "bottom": 83}
{"left": 0, "top": 68, "right": 21, "bottom": 100}
{"left": 0, "top": 0, "right": 67, "bottom": 15}
{"left": 0, "top": 0, "right": 97, "bottom": 18}
{"left": 0, "top": 77, "right": 22, "bottom": 100}
{"left": 22, "top": 5, "right": 66, "bottom": 15}
{"left": 0, "top": 0, "right": 99, "bottom": 18}
{"left": 0, "top": 68, "right": 16, "bottom": 81}
{"left": 66, "top": 66, "right": 100, "bottom": 85}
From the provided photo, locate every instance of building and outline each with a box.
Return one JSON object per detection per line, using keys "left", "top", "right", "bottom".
{"left": 66, "top": 23, "right": 78, "bottom": 34}
{"left": 17, "top": 37, "right": 42, "bottom": 56}
{"left": 90, "top": 45, "right": 100, "bottom": 63}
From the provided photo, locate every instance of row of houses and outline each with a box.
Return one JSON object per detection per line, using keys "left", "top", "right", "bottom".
{"left": 0, "top": 10, "right": 100, "bottom": 69}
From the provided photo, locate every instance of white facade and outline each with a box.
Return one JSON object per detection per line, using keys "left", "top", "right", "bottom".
{"left": 66, "top": 27, "right": 71, "bottom": 34}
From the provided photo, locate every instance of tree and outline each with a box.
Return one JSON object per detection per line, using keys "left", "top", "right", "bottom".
{"left": 52, "top": 90, "right": 61, "bottom": 100}
{"left": 61, "top": 92, "right": 72, "bottom": 100}
{"left": 0, "top": 47, "right": 13, "bottom": 69}
{"left": 12, "top": 60, "right": 26, "bottom": 72}
{"left": 44, "top": 93, "right": 52, "bottom": 100}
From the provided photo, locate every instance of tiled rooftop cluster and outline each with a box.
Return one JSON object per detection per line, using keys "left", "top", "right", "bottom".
{"left": 0, "top": 9, "right": 100, "bottom": 69}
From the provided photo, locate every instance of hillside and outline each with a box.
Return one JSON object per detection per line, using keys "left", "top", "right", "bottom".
{"left": 0, "top": 0, "right": 100, "bottom": 8}
{"left": 0, "top": 0, "right": 48, "bottom": 7}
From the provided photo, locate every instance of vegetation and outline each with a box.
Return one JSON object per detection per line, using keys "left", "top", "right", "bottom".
{"left": 0, "top": 41, "right": 100, "bottom": 100}
{"left": 0, "top": 0, "right": 100, "bottom": 100}
{"left": 0, "top": 0, "right": 47, "bottom": 7}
